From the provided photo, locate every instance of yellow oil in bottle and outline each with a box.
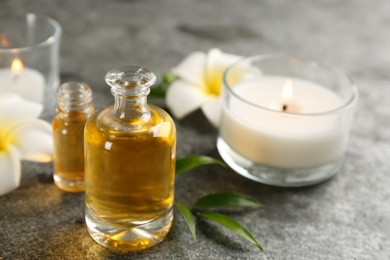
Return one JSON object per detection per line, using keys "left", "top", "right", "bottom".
{"left": 85, "top": 108, "right": 175, "bottom": 223}
{"left": 53, "top": 82, "right": 93, "bottom": 192}
{"left": 53, "top": 113, "right": 86, "bottom": 191}
{"left": 84, "top": 66, "right": 176, "bottom": 251}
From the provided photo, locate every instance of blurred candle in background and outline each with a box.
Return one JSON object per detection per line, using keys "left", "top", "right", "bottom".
{"left": 0, "top": 58, "right": 45, "bottom": 103}
{"left": 0, "top": 13, "right": 61, "bottom": 119}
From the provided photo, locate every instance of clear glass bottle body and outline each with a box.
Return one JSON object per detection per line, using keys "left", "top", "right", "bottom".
{"left": 84, "top": 66, "right": 176, "bottom": 251}
{"left": 52, "top": 82, "right": 93, "bottom": 192}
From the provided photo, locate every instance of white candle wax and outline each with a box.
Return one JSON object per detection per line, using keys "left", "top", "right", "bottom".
{"left": 220, "top": 76, "right": 351, "bottom": 169}
{"left": 0, "top": 67, "right": 45, "bottom": 103}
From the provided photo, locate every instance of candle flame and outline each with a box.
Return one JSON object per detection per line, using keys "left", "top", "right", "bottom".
{"left": 11, "top": 58, "right": 24, "bottom": 75}
{"left": 281, "top": 80, "right": 294, "bottom": 112}
{"left": 282, "top": 80, "right": 293, "bottom": 101}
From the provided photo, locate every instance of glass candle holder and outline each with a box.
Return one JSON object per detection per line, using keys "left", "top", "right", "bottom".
{"left": 217, "top": 55, "right": 358, "bottom": 187}
{"left": 0, "top": 13, "right": 61, "bottom": 119}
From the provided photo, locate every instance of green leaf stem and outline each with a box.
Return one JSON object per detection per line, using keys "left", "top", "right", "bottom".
{"left": 174, "top": 201, "right": 197, "bottom": 243}
{"left": 197, "top": 211, "right": 264, "bottom": 252}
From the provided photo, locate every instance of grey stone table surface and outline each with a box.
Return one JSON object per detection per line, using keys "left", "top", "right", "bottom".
{"left": 1, "top": 0, "right": 389, "bottom": 259}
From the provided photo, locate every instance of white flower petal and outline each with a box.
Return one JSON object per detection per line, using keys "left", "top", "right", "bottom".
{"left": 201, "top": 98, "right": 222, "bottom": 128}
{"left": 166, "top": 80, "right": 209, "bottom": 119}
{"left": 10, "top": 120, "right": 53, "bottom": 162}
{"left": 171, "top": 51, "right": 207, "bottom": 90}
{"left": 167, "top": 48, "right": 257, "bottom": 124}
{"left": 0, "top": 145, "right": 21, "bottom": 196}
{"left": 205, "top": 48, "right": 243, "bottom": 95}
{"left": 207, "top": 48, "right": 243, "bottom": 71}
{"left": 0, "top": 93, "right": 43, "bottom": 125}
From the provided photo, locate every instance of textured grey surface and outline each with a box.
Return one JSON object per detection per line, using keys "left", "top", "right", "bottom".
{"left": 1, "top": 0, "right": 390, "bottom": 259}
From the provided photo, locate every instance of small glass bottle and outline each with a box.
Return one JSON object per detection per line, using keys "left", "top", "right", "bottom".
{"left": 52, "top": 82, "right": 94, "bottom": 192}
{"left": 84, "top": 66, "right": 176, "bottom": 251}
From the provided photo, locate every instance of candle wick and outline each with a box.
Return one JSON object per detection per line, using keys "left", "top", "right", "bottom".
{"left": 12, "top": 74, "right": 18, "bottom": 82}
{"left": 282, "top": 104, "right": 288, "bottom": 112}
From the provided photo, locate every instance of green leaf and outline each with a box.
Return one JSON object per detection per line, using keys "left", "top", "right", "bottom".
{"left": 162, "top": 72, "right": 178, "bottom": 85}
{"left": 149, "top": 86, "right": 167, "bottom": 98}
{"left": 193, "top": 192, "right": 264, "bottom": 209}
{"left": 148, "top": 72, "right": 177, "bottom": 99}
{"left": 198, "top": 211, "right": 264, "bottom": 252}
{"left": 176, "top": 156, "right": 226, "bottom": 175}
{"left": 174, "top": 201, "right": 196, "bottom": 243}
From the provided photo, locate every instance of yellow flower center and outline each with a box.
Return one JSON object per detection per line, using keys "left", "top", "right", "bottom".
{"left": 206, "top": 69, "right": 223, "bottom": 96}
{"left": 205, "top": 65, "right": 243, "bottom": 97}
{"left": 0, "top": 128, "right": 13, "bottom": 152}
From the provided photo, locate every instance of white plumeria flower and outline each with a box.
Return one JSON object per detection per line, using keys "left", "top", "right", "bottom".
{"left": 166, "top": 48, "right": 245, "bottom": 127}
{"left": 0, "top": 93, "right": 53, "bottom": 196}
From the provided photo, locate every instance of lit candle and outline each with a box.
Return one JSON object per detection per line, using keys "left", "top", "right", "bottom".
{"left": 220, "top": 76, "right": 349, "bottom": 169}
{"left": 275, "top": 80, "right": 300, "bottom": 113}
{"left": 0, "top": 58, "right": 45, "bottom": 103}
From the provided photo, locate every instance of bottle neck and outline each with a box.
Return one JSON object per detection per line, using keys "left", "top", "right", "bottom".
{"left": 56, "top": 82, "right": 93, "bottom": 121}
{"left": 57, "top": 103, "right": 94, "bottom": 121}
{"left": 112, "top": 93, "right": 150, "bottom": 122}
{"left": 105, "top": 65, "right": 155, "bottom": 123}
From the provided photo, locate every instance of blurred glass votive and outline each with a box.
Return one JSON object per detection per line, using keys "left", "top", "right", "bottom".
{"left": 0, "top": 13, "right": 61, "bottom": 119}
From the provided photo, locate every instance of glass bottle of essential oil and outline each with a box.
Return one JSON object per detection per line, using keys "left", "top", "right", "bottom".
{"left": 84, "top": 66, "right": 176, "bottom": 251}
{"left": 52, "top": 82, "right": 94, "bottom": 192}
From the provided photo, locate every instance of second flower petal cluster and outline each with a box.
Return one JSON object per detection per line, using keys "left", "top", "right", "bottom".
{"left": 166, "top": 48, "right": 243, "bottom": 127}
{"left": 0, "top": 94, "right": 53, "bottom": 196}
